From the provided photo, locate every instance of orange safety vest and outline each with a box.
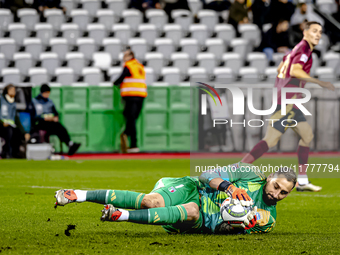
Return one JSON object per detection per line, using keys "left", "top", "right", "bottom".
{"left": 120, "top": 59, "right": 147, "bottom": 98}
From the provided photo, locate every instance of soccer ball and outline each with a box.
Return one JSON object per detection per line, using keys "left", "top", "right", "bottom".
{"left": 220, "top": 197, "right": 251, "bottom": 222}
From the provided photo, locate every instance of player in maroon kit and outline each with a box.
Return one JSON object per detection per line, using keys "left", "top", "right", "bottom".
{"left": 241, "top": 21, "right": 335, "bottom": 192}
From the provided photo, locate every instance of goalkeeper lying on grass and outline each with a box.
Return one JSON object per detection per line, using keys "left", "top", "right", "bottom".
{"left": 55, "top": 162, "right": 296, "bottom": 234}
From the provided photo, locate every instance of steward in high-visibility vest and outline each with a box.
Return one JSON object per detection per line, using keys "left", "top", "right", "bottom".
{"left": 113, "top": 50, "right": 146, "bottom": 153}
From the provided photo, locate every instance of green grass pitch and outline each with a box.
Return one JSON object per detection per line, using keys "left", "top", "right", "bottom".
{"left": 0, "top": 157, "right": 339, "bottom": 254}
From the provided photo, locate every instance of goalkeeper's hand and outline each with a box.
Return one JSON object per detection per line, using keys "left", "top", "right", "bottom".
{"left": 225, "top": 184, "right": 253, "bottom": 207}
{"left": 228, "top": 206, "right": 258, "bottom": 230}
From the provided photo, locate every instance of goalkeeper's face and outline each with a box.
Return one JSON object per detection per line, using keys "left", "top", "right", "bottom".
{"left": 263, "top": 175, "right": 294, "bottom": 206}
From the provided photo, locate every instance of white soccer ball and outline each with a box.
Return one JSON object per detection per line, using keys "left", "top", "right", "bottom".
{"left": 220, "top": 197, "right": 251, "bottom": 222}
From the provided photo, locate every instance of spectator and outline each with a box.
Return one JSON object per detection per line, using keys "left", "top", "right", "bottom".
{"left": 35, "top": 0, "right": 66, "bottom": 13}
{"left": 252, "top": 0, "right": 271, "bottom": 31}
{"left": 0, "top": 84, "right": 30, "bottom": 158}
{"left": 260, "top": 19, "right": 291, "bottom": 61}
{"left": 269, "top": 0, "right": 295, "bottom": 25}
{"left": 290, "top": 0, "right": 324, "bottom": 26}
{"left": 28, "top": 84, "right": 81, "bottom": 156}
{"left": 158, "top": 0, "right": 190, "bottom": 18}
{"left": 202, "top": 0, "right": 231, "bottom": 12}
{"left": 129, "top": 0, "right": 161, "bottom": 12}
{"left": 1, "top": 0, "right": 34, "bottom": 14}
{"left": 228, "top": 0, "right": 249, "bottom": 33}
{"left": 289, "top": 19, "right": 308, "bottom": 47}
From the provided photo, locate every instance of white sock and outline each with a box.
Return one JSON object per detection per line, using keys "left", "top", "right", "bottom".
{"left": 74, "top": 190, "right": 87, "bottom": 202}
{"left": 297, "top": 175, "right": 309, "bottom": 185}
{"left": 117, "top": 209, "right": 129, "bottom": 221}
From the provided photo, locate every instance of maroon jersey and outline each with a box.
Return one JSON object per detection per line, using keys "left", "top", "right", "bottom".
{"left": 275, "top": 40, "right": 313, "bottom": 107}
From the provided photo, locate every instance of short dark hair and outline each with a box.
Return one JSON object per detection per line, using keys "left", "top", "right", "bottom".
{"left": 40, "top": 84, "right": 51, "bottom": 93}
{"left": 273, "top": 168, "right": 297, "bottom": 189}
{"left": 2, "top": 84, "right": 15, "bottom": 96}
{"left": 304, "top": 21, "right": 322, "bottom": 31}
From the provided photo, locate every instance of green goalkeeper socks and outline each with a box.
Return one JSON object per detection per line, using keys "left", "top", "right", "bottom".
{"left": 128, "top": 205, "right": 187, "bottom": 225}
{"left": 86, "top": 190, "right": 145, "bottom": 209}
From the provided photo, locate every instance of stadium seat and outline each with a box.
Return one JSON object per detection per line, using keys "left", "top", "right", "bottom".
{"left": 0, "top": 53, "right": 6, "bottom": 71}
{"left": 315, "top": 67, "right": 336, "bottom": 82}
{"left": 87, "top": 23, "right": 106, "bottom": 46}
{"left": 55, "top": 67, "right": 75, "bottom": 85}
{"left": 44, "top": 9, "right": 64, "bottom": 32}
{"left": 145, "top": 67, "right": 155, "bottom": 85}
{"left": 265, "top": 67, "right": 278, "bottom": 83}
{"left": 206, "top": 38, "right": 225, "bottom": 63}
{"left": 14, "top": 52, "right": 33, "bottom": 76}
{"left": 198, "top": 10, "right": 218, "bottom": 36}
{"left": 323, "top": 52, "right": 340, "bottom": 75}
{"left": 272, "top": 53, "right": 284, "bottom": 66}
{"left": 102, "top": 38, "right": 121, "bottom": 64}
{"left": 138, "top": 24, "right": 157, "bottom": 49}
{"left": 17, "top": 8, "right": 38, "bottom": 32}
{"left": 92, "top": 52, "right": 112, "bottom": 70}
{"left": 197, "top": 53, "right": 216, "bottom": 75}
{"left": 171, "top": 9, "right": 193, "bottom": 35}
{"left": 145, "top": 52, "right": 164, "bottom": 80}
{"left": 145, "top": 9, "right": 168, "bottom": 34}
{"left": 40, "top": 52, "right": 60, "bottom": 76}
{"left": 112, "top": 24, "right": 131, "bottom": 47}
{"left": 316, "top": 0, "right": 337, "bottom": 14}
{"left": 122, "top": 9, "right": 142, "bottom": 35}
{"left": 188, "top": 0, "right": 203, "bottom": 16}
{"left": 61, "top": 23, "right": 80, "bottom": 46}
{"left": 238, "top": 24, "right": 261, "bottom": 47}
{"left": 1, "top": 68, "right": 21, "bottom": 84}
{"left": 80, "top": 0, "right": 101, "bottom": 18}
{"left": 0, "top": 9, "right": 13, "bottom": 32}
{"left": 106, "top": 0, "right": 127, "bottom": 21}
{"left": 8, "top": 23, "right": 27, "bottom": 46}
{"left": 61, "top": 0, "right": 74, "bottom": 17}
{"left": 23, "top": 38, "right": 42, "bottom": 62}
{"left": 180, "top": 38, "right": 199, "bottom": 63}
{"left": 0, "top": 38, "right": 16, "bottom": 61}
{"left": 77, "top": 38, "right": 96, "bottom": 62}
{"left": 213, "top": 67, "right": 235, "bottom": 83}
{"left": 188, "top": 67, "right": 208, "bottom": 81}
{"left": 35, "top": 23, "right": 54, "bottom": 47}
{"left": 96, "top": 9, "right": 115, "bottom": 32}
{"left": 162, "top": 67, "right": 181, "bottom": 84}
{"left": 66, "top": 52, "right": 85, "bottom": 76}
{"left": 155, "top": 38, "right": 175, "bottom": 63}
{"left": 171, "top": 52, "right": 190, "bottom": 78}
{"left": 214, "top": 24, "right": 235, "bottom": 46}
{"left": 230, "top": 38, "right": 250, "bottom": 61}
{"left": 310, "top": 53, "right": 319, "bottom": 77}
{"left": 71, "top": 9, "right": 89, "bottom": 32}
{"left": 29, "top": 68, "right": 49, "bottom": 85}
{"left": 189, "top": 24, "right": 208, "bottom": 47}
{"left": 164, "top": 24, "right": 183, "bottom": 48}
{"left": 82, "top": 67, "right": 102, "bottom": 84}
{"left": 50, "top": 38, "right": 69, "bottom": 61}
{"left": 108, "top": 67, "right": 122, "bottom": 82}
{"left": 247, "top": 52, "right": 268, "bottom": 74}
{"left": 239, "top": 67, "right": 259, "bottom": 83}
{"left": 128, "top": 38, "right": 147, "bottom": 62}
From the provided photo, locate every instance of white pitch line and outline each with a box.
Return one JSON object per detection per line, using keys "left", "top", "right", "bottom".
{"left": 291, "top": 193, "right": 340, "bottom": 198}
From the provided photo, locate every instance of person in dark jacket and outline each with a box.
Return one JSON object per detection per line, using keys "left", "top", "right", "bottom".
{"left": 0, "top": 84, "right": 30, "bottom": 158}
{"left": 28, "top": 84, "right": 81, "bottom": 156}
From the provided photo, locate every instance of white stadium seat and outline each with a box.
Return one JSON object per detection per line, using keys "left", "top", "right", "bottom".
{"left": 55, "top": 67, "right": 75, "bottom": 85}
{"left": 29, "top": 68, "right": 49, "bottom": 85}
{"left": 82, "top": 67, "right": 103, "bottom": 84}
{"left": 66, "top": 52, "right": 85, "bottom": 75}
{"left": 35, "top": 23, "right": 54, "bottom": 46}
{"left": 61, "top": 23, "right": 80, "bottom": 46}
{"left": 2, "top": 68, "right": 21, "bottom": 84}
{"left": 71, "top": 9, "right": 89, "bottom": 32}
{"left": 145, "top": 9, "right": 168, "bottom": 34}
{"left": 18, "top": 8, "right": 38, "bottom": 31}
{"left": 44, "top": 9, "right": 64, "bottom": 31}
{"left": 23, "top": 38, "right": 42, "bottom": 61}
{"left": 214, "top": 24, "right": 235, "bottom": 46}
{"left": 198, "top": 10, "right": 218, "bottom": 36}
{"left": 8, "top": 23, "right": 27, "bottom": 46}
{"left": 77, "top": 38, "right": 96, "bottom": 61}
{"left": 122, "top": 9, "right": 143, "bottom": 34}
{"left": 112, "top": 24, "right": 131, "bottom": 47}
{"left": 97, "top": 9, "right": 115, "bottom": 32}
{"left": 162, "top": 67, "right": 181, "bottom": 84}
{"left": 103, "top": 38, "right": 121, "bottom": 64}
{"left": 247, "top": 52, "right": 268, "bottom": 74}
{"left": 14, "top": 52, "right": 33, "bottom": 76}
{"left": 50, "top": 38, "right": 69, "bottom": 60}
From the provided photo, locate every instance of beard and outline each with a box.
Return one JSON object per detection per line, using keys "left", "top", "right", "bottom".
{"left": 263, "top": 184, "right": 277, "bottom": 206}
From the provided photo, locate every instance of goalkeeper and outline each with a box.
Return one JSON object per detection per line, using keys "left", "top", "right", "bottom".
{"left": 55, "top": 162, "right": 296, "bottom": 234}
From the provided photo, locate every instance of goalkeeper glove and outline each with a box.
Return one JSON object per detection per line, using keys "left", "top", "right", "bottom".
{"left": 228, "top": 206, "right": 258, "bottom": 230}
{"left": 218, "top": 181, "right": 253, "bottom": 206}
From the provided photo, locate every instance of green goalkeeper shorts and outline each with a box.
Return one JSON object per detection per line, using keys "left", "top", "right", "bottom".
{"left": 150, "top": 176, "right": 203, "bottom": 234}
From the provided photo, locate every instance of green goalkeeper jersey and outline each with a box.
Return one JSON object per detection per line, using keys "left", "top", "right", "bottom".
{"left": 197, "top": 162, "right": 277, "bottom": 234}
